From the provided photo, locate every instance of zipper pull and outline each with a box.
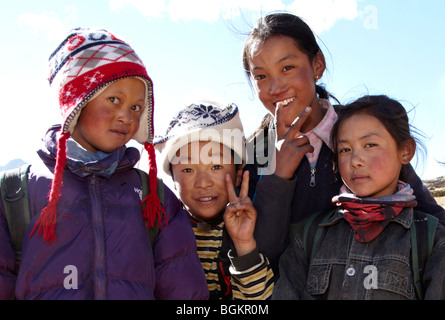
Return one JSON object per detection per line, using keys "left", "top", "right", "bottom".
{"left": 310, "top": 168, "right": 316, "bottom": 187}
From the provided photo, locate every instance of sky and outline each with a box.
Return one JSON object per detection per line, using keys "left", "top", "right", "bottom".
{"left": 1, "top": 0, "right": 444, "bottom": 180}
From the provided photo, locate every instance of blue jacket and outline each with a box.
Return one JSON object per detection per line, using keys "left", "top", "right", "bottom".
{"left": 0, "top": 125, "right": 208, "bottom": 300}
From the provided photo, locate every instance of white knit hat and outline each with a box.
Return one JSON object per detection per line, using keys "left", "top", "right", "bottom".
{"left": 154, "top": 101, "right": 246, "bottom": 176}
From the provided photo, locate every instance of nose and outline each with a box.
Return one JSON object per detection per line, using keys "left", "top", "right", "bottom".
{"left": 350, "top": 151, "right": 364, "bottom": 168}
{"left": 194, "top": 171, "right": 214, "bottom": 189}
{"left": 117, "top": 107, "right": 132, "bottom": 125}
{"left": 269, "top": 75, "right": 287, "bottom": 96}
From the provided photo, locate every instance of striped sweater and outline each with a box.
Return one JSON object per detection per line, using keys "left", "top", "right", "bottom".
{"left": 190, "top": 217, "right": 275, "bottom": 300}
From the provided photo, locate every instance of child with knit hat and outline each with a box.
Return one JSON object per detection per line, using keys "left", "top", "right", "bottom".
{"left": 0, "top": 27, "right": 207, "bottom": 300}
{"left": 155, "top": 101, "right": 274, "bottom": 300}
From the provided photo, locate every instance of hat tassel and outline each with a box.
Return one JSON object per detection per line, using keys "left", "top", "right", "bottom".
{"left": 29, "top": 131, "right": 71, "bottom": 244}
{"left": 141, "top": 142, "right": 167, "bottom": 229}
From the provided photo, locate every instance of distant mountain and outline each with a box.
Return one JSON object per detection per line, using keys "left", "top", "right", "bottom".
{"left": 0, "top": 159, "right": 27, "bottom": 171}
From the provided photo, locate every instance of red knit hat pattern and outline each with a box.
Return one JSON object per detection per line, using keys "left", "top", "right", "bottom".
{"left": 30, "top": 27, "right": 166, "bottom": 244}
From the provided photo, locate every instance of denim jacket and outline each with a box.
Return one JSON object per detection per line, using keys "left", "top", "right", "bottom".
{"left": 273, "top": 207, "right": 445, "bottom": 300}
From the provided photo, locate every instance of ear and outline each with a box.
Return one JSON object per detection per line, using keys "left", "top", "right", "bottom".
{"left": 400, "top": 139, "right": 416, "bottom": 165}
{"left": 234, "top": 165, "right": 243, "bottom": 188}
{"left": 312, "top": 51, "right": 326, "bottom": 80}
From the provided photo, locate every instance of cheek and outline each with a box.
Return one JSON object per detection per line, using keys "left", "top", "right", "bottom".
{"left": 130, "top": 120, "right": 139, "bottom": 136}
{"left": 337, "top": 157, "right": 350, "bottom": 177}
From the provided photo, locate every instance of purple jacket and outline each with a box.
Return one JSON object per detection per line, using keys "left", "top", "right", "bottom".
{"left": 0, "top": 126, "right": 208, "bottom": 300}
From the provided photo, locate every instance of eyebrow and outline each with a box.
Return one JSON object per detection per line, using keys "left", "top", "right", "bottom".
{"left": 337, "top": 132, "right": 380, "bottom": 144}
{"left": 251, "top": 54, "right": 300, "bottom": 71}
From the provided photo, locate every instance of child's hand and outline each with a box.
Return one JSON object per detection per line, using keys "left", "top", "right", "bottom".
{"left": 224, "top": 171, "right": 257, "bottom": 256}
{"left": 274, "top": 104, "right": 314, "bottom": 180}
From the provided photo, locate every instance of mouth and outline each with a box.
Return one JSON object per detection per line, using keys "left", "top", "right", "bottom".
{"left": 351, "top": 175, "right": 369, "bottom": 183}
{"left": 196, "top": 196, "right": 217, "bottom": 205}
{"left": 110, "top": 127, "right": 130, "bottom": 137}
{"left": 274, "top": 97, "right": 296, "bottom": 108}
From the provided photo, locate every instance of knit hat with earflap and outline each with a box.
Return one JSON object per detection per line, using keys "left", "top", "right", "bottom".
{"left": 154, "top": 101, "right": 246, "bottom": 176}
{"left": 30, "top": 27, "right": 165, "bottom": 244}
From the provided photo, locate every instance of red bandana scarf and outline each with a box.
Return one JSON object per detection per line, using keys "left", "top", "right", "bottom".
{"left": 332, "top": 182, "right": 418, "bottom": 243}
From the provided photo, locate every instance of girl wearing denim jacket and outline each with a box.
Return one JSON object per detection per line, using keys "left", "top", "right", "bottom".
{"left": 273, "top": 95, "right": 445, "bottom": 300}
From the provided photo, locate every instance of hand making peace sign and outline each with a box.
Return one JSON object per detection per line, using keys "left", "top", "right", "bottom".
{"left": 274, "top": 103, "right": 314, "bottom": 180}
{"left": 223, "top": 170, "right": 257, "bottom": 256}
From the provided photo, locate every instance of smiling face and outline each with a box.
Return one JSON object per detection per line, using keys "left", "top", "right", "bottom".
{"left": 72, "top": 78, "right": 145, "bottom": 153}
{"left": 171, "top": 141, "right": 242, "bottom": 221}
{"left": 248, "top": 35, "right": 326, "bottom": 131}
{"left": 336, "top": 112, "right": 413, "bottom": 198}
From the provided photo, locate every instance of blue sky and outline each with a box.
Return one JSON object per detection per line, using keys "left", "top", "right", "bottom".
{"left": 1, "top": 0, "right": 444, "bottom": 179}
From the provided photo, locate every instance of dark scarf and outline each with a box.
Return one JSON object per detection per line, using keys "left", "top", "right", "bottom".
{"left": 332, "top": 182, "right": 418, "bottom": 243}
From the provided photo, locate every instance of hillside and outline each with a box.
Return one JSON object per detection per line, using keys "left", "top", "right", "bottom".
{"left": 423, "top": 176, "right": 445, "bottom": 208}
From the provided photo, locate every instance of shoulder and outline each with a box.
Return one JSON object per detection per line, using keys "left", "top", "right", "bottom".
{"left": 160, "top": 182, "right": 185, "bottom": 221}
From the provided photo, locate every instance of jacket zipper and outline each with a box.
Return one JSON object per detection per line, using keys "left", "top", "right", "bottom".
{"left": 310, "top": 168, "right": 316, "bottom": 187}
{"left": 89, "top": 175, "right": 107, "bottom": 299}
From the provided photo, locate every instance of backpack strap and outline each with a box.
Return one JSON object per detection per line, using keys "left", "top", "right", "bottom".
{"left": 0, "top": 164, "right": 31, "bottom": 273}
{"left": 300, "top": 210, "right": 334, "bottom": 261}
{"left": 134, "top": 168, "right": 164, "bottom": 248}
{"left": 410, "top": 210, "right": 438, "bottom": 300}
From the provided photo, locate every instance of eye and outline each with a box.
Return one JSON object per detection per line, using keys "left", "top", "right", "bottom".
{"left": 338, "top": 147, "right": 351, "bottom": 154}
{"left": 365, "top": 143, "right": 377, "bottom": 148}
{"left": 211, "top": 165, "right": 223, "bottom": 170}
{"left": 253, "top": 74, "right": 266, "bottom": 81}
{"left": 283, "top": 65, "right": 295, "bottom": 72}
{"left": 131, "top": 105, "right": 142, "bottom": 112}
{"left": 181, "top": 168, "right": 194, "bottom": 173}
{"left": 109, "top": 97, "right": 120, "bottom": 104}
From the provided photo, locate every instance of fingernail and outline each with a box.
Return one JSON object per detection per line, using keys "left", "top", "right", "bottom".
{"left": 305, "top": 106, "right": 311, "bottom": 112}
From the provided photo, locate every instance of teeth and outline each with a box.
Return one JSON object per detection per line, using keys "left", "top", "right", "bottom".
{"left": 279, "top": 97, "right": 295, "bottom": 106}
{"left": 199, "top": 197, "right": 213, "bottom": 201}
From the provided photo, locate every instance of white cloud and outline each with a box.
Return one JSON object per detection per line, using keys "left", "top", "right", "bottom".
{"left": 109, "top": 0, "right": 358, "bottom": 32}
{"left": 109, "top": 0, "right": 165, "bottom": 19}
{"left": 17, "top": 5, "right": 78, "bottom": 41}
{"left": 287, "top": 0, "right": 358, "bottom": 34}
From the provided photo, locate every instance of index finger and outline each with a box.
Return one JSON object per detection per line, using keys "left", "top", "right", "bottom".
{"left": 287, "top": 106, "right": 312, "bottom": 139}
{"left": 274, "top": 103, "right": 288, "bottom": 140}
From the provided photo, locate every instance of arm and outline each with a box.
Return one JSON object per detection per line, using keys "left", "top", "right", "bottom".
{"left": 272, "top": 233, "right": 308, "bottom": 300}
{"left": 0, "top": 200, "right": 17, "bottom": 300}
{"left": 423, "top": 224, "right": 445, "bottom": 299}
{"left": 251, "top": 172, "right": 296, "bottom": 272}
{"left": 405, "top": 164, "right": 445, "bottom": 224}
{"left": 153, "top": 185, "right": 208, "bottom": 300}
{"left": 229, "top": 248, "right": 275, "bottom": 300}
{"left": 249, "top": 106, "right": 313, "bottom": 272}
{"left": 224, "top": 171, "right": 275, "bottom": 300}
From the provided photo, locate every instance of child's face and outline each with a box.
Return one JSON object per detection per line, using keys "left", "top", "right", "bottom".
{"left": 336, "top": 113, "right": 412, "bottom": 198}
{"left": 171, "top": 141, "right": 242, "bottom": 221}
{"left": 72, "top": 78, "right": 145, "bottom": 153}
{"left": 248, "top": 35, "right": 325, "bottom": 129}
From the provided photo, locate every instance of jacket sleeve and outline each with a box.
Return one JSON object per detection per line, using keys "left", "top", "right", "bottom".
{"left": 423, "top": 223, "right": 445, "bottom": 299}
{"left": 153, "top": 184, "right": 208, "bottom": 300}
{"left": 0, "top": 199, "right": 17, "bottom": 300}
{"left": 248, "top": 165, "right": 297, "bottom": 273}
{"left": 405, "top": 164, "right": 445, "bottom": 225}
{"left": 228, "top": 247, "right": 275, "bottom": 300}
{"left": 272, "top": 232, "right": 308, "bottom": 300}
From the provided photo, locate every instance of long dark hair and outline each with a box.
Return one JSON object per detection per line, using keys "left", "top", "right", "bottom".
{"left": 243, "top": 12, "right": 337, "bottom": 138}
